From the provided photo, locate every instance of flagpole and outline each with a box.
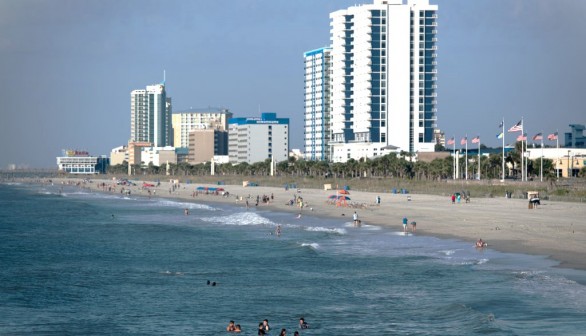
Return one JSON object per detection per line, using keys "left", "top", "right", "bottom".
{"left": 465, "top": 134, "right": 468, "bottom": 180}
{"left": 502, "top": 118, "right": 505, "bottom": 181}
{"left": 540, "top": 131, "right": 543, "bottom": 182}
{"left": 521, "top": 117, "right": 524, "bottom": 181}
{"left": 478, "top": 137, "right": 481, "bottom": 180}
{"left": 452, "top": 136, "right": 456, "bottom": 180}
{"left": 556, "top": 129, "right": 559, "bottom": 179}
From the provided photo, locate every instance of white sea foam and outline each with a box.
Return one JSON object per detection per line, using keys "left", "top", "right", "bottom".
{"left": 391, "top": 231, "right": 413, "bottom": 236}
{"left": 360, "top": 224, "right": 382, "bottom": 230}
{"left": 200, "top": 211, "right": 275, "bottom": 226}
{"left": 439, "top": 249, "right": 457, "bottom": 256}
{"left": 153, "top": 199, "right": 217, "bottom": 211}
{"left": 304, "top": 226, "right": 347, "bottom": 235}
{"left": 300, "top": 242, "right": 320, "bottom": 250}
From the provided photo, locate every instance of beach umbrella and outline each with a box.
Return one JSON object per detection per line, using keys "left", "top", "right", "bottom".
{"left": 338, "top": 189, "right": 350, "bottom": 195}
{"left": 329, "top": 195, "right": 351, "bottom": 200}
{"left": 196, "top": 186, "right": 206, "bottom": 191}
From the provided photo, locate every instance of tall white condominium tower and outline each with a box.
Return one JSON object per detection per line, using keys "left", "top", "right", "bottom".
{"left": 130, "top": 83, "right": 172, "bottom": 147}
{"left": 329, "top": 0, "right": 438, "bottom": 162}
{"left": 304, "top": 47, "right": 332, "bottom": 161}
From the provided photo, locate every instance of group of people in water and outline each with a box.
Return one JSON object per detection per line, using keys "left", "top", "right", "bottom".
{"left": 227, "top": 318, "right": 309, "bottom": 335}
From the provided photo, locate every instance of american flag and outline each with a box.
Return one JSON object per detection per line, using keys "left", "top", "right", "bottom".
{"left": 533, "top": 133, "right": 543, "bottom": 141}
{"left": 508, "top": 120, "right": 523, "bottom": 132}
{"left": 517, "top": 133, "right": 527, "bottom": 142}
{"left": 447, "top": 137, "right": 455, "bottom": 145}
{"left": 472, "top": 136, "right": 480, "bottom": 144}
{"left": 547, "top": 132, "right": 558, "bottom": 141}
{"left": 460, "top": 137, "right": 467, "bottom": 145}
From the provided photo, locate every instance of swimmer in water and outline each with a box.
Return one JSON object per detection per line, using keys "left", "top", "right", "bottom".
{"left": 296, "top": 213, "right": 302, "bottom": 219}
{"left": 276, "top": 225, "right": 282, "bottom": 237}
{"left": 476, "top": 238, "right": 487, "bottom": 248}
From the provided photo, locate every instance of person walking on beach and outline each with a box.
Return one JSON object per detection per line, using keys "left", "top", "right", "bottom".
{"left": 402, "top": 216, "right": 408, "bottom": 232}
{"left": 451, "top": 194, "right": 456, "bottom": 204}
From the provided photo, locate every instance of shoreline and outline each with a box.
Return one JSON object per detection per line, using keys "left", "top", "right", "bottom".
{"left": 27, "top": 177, "right": 586, "bottom": 271}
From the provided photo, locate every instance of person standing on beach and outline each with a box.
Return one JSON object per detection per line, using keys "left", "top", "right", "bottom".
{"left": 402, "top": 216, "right": 408, "bottom": 232}
{"left": 451, "top": 194, "right": 456, "bottom": 204}
{"left": 353, "top": 211, "right": 359, "bottom": 226}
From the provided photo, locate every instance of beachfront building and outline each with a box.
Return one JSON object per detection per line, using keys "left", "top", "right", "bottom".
{"left": 228, "top": 112, "right": 289, "bottom": 164}
{"left": 130, "top": 83, "right": 172, "bottom": 147}
{"left": 304, "top": 47, "right": 332, "bottom": 161}
{"left": 188, "top": 129, "right": 228, "bottom": 164}
{"left": 56, "top": 150, "right": 109, "bottom": 174}
{"left": 320, "top": 0, "right": 438, "bottom": 162}
{"left": 525, "top": 147, "right": 586, "bottom": 178}
{"left": 110, "top": 146, "right": 128, "bottom": 165}
{"left": 127, "top": 141, "right": 152, "bottom": 166}
{"left": 171, "top": 107, "right": 232, "bottom": 149}
{"left": 564, "top": 124, "right": 586, "bottom": 148}
{"left": 141, "top": 146, "right": 177, "bottom": 167}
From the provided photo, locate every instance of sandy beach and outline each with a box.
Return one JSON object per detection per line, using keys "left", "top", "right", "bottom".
{"left": 55, "top": 177, "right": 586, "bottom": 271}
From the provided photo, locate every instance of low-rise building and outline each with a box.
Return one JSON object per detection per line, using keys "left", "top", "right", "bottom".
{"left": 188, "top": 129, "right": 228, "bottom": 164}
{"left": 141, "top": 146, "right": 177, "bottom": 166}
{"left": 110, "top": 146, "right": 128, "bottom": 165}
{"left": 57, "top": 150, "right": 109, "bottom": 174}
{"left": 128, "top": 141, "right": 152, "bottom": 165}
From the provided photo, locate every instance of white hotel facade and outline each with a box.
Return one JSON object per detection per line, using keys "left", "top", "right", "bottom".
{"left": 305, "top": 0, "right": 438, "bottom": 162}
{"left": 304, "top": 47, "right": 332, "bottom": 161}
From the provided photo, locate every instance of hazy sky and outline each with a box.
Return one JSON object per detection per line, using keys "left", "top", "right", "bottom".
{"left": 1, "top": 0, "right": 585, "bottom": 168}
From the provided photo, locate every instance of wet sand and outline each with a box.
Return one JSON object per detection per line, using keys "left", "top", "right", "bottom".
{"left": 57, "top": 178, "right": 586, "bottom": 271}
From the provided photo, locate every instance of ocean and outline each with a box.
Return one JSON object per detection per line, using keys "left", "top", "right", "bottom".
{"left": 1, "top": 182, "right": 585, "bottom": 335}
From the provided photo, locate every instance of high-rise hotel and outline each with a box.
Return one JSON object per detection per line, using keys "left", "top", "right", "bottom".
{"left": 304, "top": 0, "right": 438, "bottom": 162}
{"left": 304, "top": 47, "right": 332, "bottom": 161}
{"left": 130, "top": 83, "right": 173, "bottom": 147}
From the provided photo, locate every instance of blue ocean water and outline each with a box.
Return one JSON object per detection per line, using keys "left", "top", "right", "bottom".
{"left": 1, "top": 183, "right": 586, "bottom": 335}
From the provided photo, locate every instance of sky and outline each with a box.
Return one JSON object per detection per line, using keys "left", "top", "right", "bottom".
{"left": 0, "top": 0, "right": 585, "bottom": 168}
